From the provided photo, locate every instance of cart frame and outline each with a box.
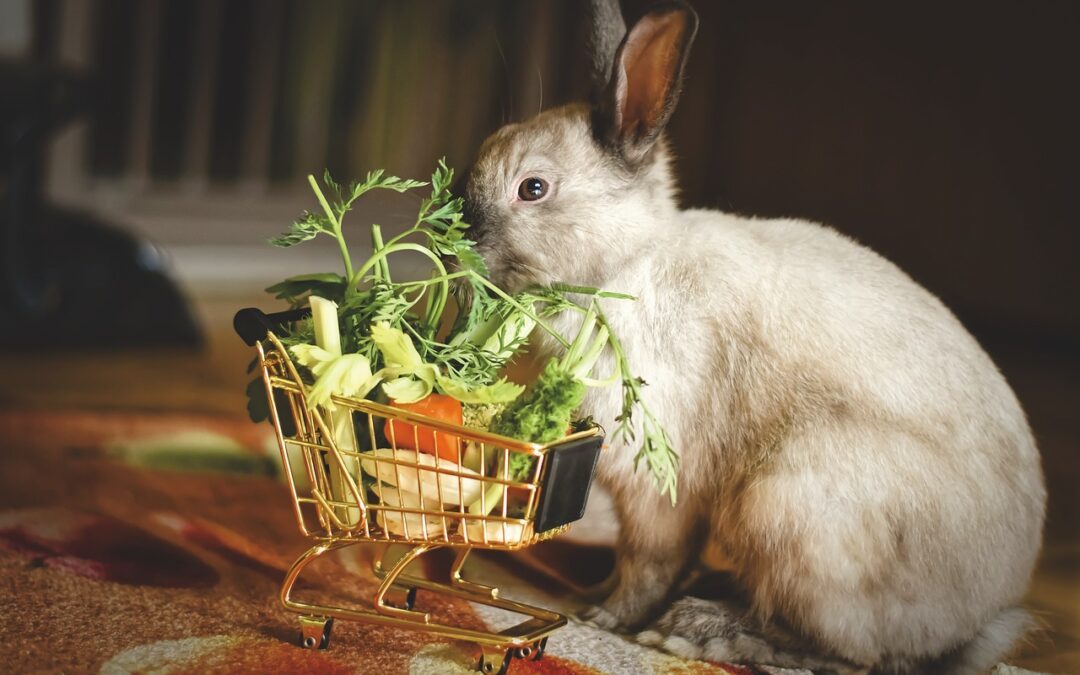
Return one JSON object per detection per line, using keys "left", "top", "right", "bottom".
{"left": 240, "top": 311, "right": 603, "bottom": 673}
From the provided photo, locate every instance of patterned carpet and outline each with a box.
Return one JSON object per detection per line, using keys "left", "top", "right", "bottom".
{"left": 0, "top": 408, "right": 827, "bottom": 675}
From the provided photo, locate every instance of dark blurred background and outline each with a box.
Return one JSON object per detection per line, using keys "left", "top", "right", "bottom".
{"left": 6, "top": 0, "right": 1078, "bottom": 341}
{"left": 0, "top": 1, "right": 1077, "bottom": 659}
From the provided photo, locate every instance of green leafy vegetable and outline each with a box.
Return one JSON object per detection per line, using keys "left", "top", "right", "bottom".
{"left": 492, "top": 360, "right": 586, "bottom": 447}
{"left": 595, "top": 300, "right": 679, "bottom": 503}
{"left": 252, "top": 158, "right": 680, "bottom": 506}
{"left": 465, "top": 305, "right": 612, "bottom": 515}
{"left": 265, "top": 273, "right": 347, "bottom": 305}
{"left": 269, "top": 211, "right": 331, "bottom": 248}
{"left": 436, "top": 377, "right": 523, "bottom": 405}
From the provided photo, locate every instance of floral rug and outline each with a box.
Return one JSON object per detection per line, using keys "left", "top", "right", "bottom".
{"left": 0, "top": 409, "right": 1038, "bottom": 674}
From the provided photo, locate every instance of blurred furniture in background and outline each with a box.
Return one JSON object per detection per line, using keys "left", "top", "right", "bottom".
{"left": 0, "top": 59, "right": 200, "bottom": 349}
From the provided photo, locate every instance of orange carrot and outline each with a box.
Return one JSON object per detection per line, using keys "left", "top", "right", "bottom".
{"left": 384, "top": 394, "right": 463, "bottom": 462}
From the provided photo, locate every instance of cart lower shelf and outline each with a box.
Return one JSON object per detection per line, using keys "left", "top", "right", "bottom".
{"left": 281, "top": 539, "right": 565, "bottom": 674}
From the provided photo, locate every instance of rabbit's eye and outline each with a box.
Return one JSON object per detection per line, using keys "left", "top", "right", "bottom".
{"left": 517, "top": 177, "right": 549, "bottom": 202}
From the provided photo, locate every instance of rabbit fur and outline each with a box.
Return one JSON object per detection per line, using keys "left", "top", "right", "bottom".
{"left": 460, "top": 2, "right": 1046, "bottom": 672}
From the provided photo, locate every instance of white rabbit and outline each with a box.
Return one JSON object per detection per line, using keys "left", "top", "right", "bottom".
{"left": 460, "top": 1, "right": 1046, "bottom": 672}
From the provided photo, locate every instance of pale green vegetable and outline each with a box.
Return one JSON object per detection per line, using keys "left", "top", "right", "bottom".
{"left": 380, "top": 376, "right": 432, "bottom": 404}
{"left": 435, "top": 377, "right": 523, "bottom": 404}
{"left": 370, "top": 321, "right": 429, "bottom": 373}
{"left": 292, "top": 348, "right": 382, "bottom": 409}
{"left": 370, "top": 321, "right": 439, "bottom": 403}
{"left": 305, "top": 295, "right": 362, "bottom": 526}
{"left": 460, "top": 442, "right": 483, "bottom": 473}
{"left": 370, "top": 321, "right": 523, "bottom": 405}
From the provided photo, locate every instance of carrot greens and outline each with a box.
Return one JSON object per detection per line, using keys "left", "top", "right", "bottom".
{"left": 252, "top": 159, "right": 679, "bottom": 504}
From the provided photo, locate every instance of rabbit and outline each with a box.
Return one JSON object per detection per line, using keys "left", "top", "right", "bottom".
{"left": 459, "top": 1, "right": 1046, "bottom": 672}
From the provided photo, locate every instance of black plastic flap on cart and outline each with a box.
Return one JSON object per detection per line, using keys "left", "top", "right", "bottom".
{"left": 534, "top": 434, "right": 604, "bottom": 533}
{"left": 234, "top": 307, "right": 313, "bottom": 437}
{"left": 233, "top": 307, "right": 311, "bottom": 346}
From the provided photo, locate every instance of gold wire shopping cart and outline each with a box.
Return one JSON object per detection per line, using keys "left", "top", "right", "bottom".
{"left": 235, "top": 308, "right": 604, "bottom": 674}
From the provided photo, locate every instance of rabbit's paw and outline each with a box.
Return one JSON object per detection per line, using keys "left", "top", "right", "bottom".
{"left": 576, "top": 604, "right": 625, "bottom": 631}
{"left": 637, "top": 597, "right": 749, "bottom": 660}
{"left": 637, "top": 596, "right": 855, "bottom": 671}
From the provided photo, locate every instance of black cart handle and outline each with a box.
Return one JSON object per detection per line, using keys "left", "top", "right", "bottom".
{"left": 233, "top": 307, "right": 311, "bottom": 346}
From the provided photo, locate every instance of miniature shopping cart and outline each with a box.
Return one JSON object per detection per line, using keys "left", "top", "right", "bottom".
{"left": 235, "top": 308, "right": 604, "bottom": 674}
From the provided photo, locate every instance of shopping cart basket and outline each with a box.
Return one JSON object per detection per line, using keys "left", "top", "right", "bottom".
{"left": 235, "top": 307, "right": 604, "bottom": 673}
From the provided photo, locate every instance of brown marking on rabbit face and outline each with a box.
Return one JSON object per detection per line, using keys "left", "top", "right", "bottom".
{"left": 462, "top": 103, "right": 680, "bottom": 292}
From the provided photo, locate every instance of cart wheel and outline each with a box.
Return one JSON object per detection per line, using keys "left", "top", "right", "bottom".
{"left": 532, "top": 637, "right": 548, "bottom": 661}
{"left": 298, "top": 616, "right": 333, "bottom": 650}
{"left": 476, "top": 649, "right": 511, "bottom": 674}
{"left": 513, "top": 637, "right": 546, "bottom": 661}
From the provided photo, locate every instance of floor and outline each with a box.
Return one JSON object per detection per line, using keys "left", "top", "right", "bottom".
{"left": 3, "top": 287, "right": 1078, "bottom": 673}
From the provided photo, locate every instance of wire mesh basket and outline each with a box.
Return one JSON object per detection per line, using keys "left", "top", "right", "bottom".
{"left": 235, "top": 307, "right": 604, "bottom": 673}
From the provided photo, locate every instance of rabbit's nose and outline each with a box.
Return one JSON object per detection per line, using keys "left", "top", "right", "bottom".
{"left": 461, "top": 197, "right": 489, "bottom": 247}
{"left": 452, "top": 173, "right": 482, "bottom": 240}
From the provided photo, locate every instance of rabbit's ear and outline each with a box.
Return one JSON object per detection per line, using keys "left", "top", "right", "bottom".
{"left": 588, "top": 0, "right": 628, "bottom": 95}
{"left": 593, "top": 2, "right": 698, "bottom": 165}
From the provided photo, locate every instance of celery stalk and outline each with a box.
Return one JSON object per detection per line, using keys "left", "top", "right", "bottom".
{"left": 467, "top": 455, "right": 507, "bottom": 517}
{"left": 310, "top": 295, "right": 361, "bottom": 526}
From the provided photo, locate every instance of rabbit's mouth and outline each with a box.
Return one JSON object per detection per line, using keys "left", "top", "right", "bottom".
{"left": 473, "top": 242, "right": 547, "bottom": 295}
{"left": 440, "top": 232, "right": 539, "bottom": 295}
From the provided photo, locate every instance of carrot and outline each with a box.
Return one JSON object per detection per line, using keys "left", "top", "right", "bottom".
{"left": 384, "top": 394, "right": 463, "bottom": 462}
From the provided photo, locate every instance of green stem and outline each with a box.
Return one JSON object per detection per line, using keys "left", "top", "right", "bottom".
{"left": 590, "top": 300, "right": 626, "bottom": 374}
{"left": 425, "top": 271, "right": 449, "bottom": 335}
{"left": 467, "top": 455, "right": 507, "bottom": 516}
{"left": 578, "top": 368, "right": 622, "bottom": 389}
{"left": 548, "top": 282, "right": 638, "bottom": 301}
{"left": 371, "top": 224, "right": 390, "bottom": 282}
{"left": 560, "top": 308, "right": 597, "bottom": 371}
{"left": 578, "top": 325, "right": 622, "bottom": 388}
{"left": 350, "top": 243, "right": 445, "bottom": 287}
{"left": 336, "top": 236, "right": 355, "bottom": 292}
{"left": 309, "top": 174, "right": 336, "bottom": 226}
{"left": 349, "top": 243, "right": 450, "bottom": 336}
{"left": 308, "top": 174, "right": 354, "bottom": 282}
{"left": 592, "top": 299, "right": 679, "bottom": 504}
{"left": 400, "top": 270, "right": 472, "bottom": 289}
{"left": 385, "top": 225, "right": 426, "bottom": 248}
{"left": 469, "top": 273, "right": 571, "bottom": 350}
{"left": 571, "top": 326, "right": 609, "bottom": 380}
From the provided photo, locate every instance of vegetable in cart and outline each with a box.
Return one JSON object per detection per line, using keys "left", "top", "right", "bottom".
{"left": 250, "top": 160, "right": 680, "bottom": 505}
